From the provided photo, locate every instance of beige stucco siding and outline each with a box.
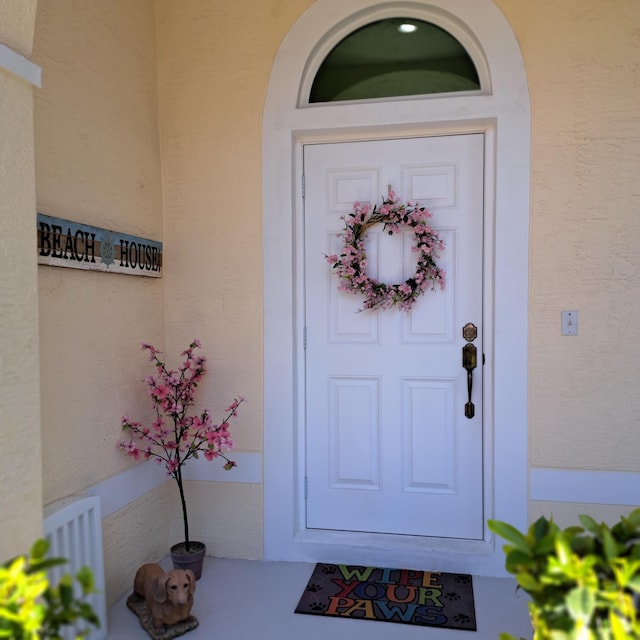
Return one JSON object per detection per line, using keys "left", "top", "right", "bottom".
{"left": 530, "top": 502, "right": 638, "bottom": 531}
{"left": 155, "top": 0, "right": 315, "bottom": 454}
{"left": 497, "top": 0, "right": 640, "bottom": 472}
{"left": 0, "top": 1, "right": 41, "bottom": 562}
{"left": 154, "top": 0, "right": 314, "bottom": 558}
{"left": 32, "top": 0, "right": 166, "bottom": 602}
{"left": 33, "top": 0, "right": 164, "bottom": 501}
{"left": 0, "top": 1, "right": 37, "bottom": 55}
{"left": 102, "top": 484, "right": 170, "bottom": 608}
{"left": 168, "top": 482, "right": 263, "bottom": 561}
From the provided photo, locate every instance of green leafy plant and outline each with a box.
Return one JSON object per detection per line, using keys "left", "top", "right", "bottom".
{"left": 488, "top": 508, "right": 640, "bottom": 639}
{"left": 0, "top": 538, "right": 100, "bottom": 639}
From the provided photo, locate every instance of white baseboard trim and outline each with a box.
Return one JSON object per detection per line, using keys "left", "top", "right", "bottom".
{"left": 0, "top": 43, "right": 41, "bottom": 87}
{"left": 81, "top": 460, "right": 166, "bottom": 519}
{"left": 530, "top": 468, "right": 640, "bottom": 506}
{"left": 79, "top": 463, "right": 638, "bottom": 520}
{"left": 81, "top": 452, "right": 262, "bottom": 519}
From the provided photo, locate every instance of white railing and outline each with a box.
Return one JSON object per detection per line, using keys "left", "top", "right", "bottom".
{"left": 43, "top": 496, "right": 107, "bottom": 640}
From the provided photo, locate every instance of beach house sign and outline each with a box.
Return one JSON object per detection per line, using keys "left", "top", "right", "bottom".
{"left": 37, "top": 213, "right": 162, "bottom": 277}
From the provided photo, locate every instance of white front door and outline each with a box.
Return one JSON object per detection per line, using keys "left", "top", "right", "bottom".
{"left": 303, "top": 134, "right": 484, "bottom": 540}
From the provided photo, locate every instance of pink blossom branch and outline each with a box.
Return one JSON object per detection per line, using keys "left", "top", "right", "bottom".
{"left": 118, "top": 340, "right": 244, "bottom": 549}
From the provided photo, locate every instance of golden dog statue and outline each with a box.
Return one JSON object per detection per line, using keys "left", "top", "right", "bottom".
{"left": 133, "top": 563, "right": 196, "bottom": 633}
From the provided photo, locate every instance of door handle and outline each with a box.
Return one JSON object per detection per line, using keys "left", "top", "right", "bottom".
{"left": 462, "top": 323, "right": 478, "bottom": 419}
{"left": 462, "top": 343, "right": 477, "bottom": 419}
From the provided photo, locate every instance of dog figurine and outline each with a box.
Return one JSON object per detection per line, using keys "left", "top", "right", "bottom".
{"left": 133, "top": 563, "right": 196, "bottom": 631}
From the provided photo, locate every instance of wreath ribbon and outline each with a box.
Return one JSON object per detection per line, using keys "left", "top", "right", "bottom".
{"left": 326, "top": 191, "right": 446, "bottom": 311}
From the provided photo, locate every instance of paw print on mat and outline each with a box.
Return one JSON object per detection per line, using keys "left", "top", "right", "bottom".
{"left": 305, "top": 583, "right": 323, "bottom": 593}
{"left": 309, "top": 602, "right": 327, "bottom": 613}
{"left": 454, "top": 575, "right": 471, "bottom": 585}
{"left": 443, "top": 591, "right": 461, "bottom": 601}
{"left": 452, "top": 614, "right": 471, "bottom": 624}
{"left": 321, "top": 565, "right": 338, "bottom": 575}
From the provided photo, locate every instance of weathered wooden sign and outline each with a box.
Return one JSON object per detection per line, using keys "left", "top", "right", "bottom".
{"left": 37, "top": 214, "right": 162, "bottom": 277}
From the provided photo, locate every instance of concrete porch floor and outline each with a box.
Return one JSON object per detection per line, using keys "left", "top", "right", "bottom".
{"left": 107, "top": 557, "right": 532, "bottom": 639}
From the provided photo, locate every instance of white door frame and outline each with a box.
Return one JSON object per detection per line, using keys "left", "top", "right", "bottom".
{"left": 263, "top": 0, "right": 530, "bottom": 576}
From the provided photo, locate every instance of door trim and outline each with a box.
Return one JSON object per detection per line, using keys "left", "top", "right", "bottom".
{"left": 263, "top": 0, "right": 530, "bottom": 576}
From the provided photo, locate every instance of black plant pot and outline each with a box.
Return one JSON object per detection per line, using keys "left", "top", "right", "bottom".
{"left": 170, "top": 541, "right": 206, "bottom": 580}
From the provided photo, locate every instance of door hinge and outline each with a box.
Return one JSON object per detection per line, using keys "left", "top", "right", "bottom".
{"left": 304, "top": 476, "right": 308, "bottom": 499}
{"left": 302, "top": 174, "right": 305, "bottom": 198}
{"left": 303, "top": 326, "right": 307, "bottom": 350}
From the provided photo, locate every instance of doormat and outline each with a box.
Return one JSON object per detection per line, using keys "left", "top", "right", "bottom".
{"left": 295, "top": 563, "right": 476, "bottom": 631}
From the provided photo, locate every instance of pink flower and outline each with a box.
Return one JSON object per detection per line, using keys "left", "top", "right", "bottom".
{"left": 166, "top": 458, "right": 179, "bottom": 474}
{"left": 225, "top": 398, "right": 244, "bottom": 412}
{"left": 155, "top": 384, "right": 172, "bottom": 400}
{"left": 120, "top": 440, "right": 141, "bottom": 460}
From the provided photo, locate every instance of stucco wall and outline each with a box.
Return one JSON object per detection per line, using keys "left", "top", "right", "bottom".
{"left": 102, "top": 484, "right": 169, "bottom": 608}
{"left": 496, "top": 0, "right": 640, "bottom": 474}
{"left": 0, "top": 1, "right": 41, "bottom": 562}
{"left": 155, "top": 0, "right": 639, "bottom": 543}
{"left": 154, "top": 0, "right": 640, "bottom": 556}
{"left": 493, "top": 0, "right": 640, "bottom": 527}
{"left": 155, "top": 0, "right": 314, "bottom": 558}
{"left": 0, "top": 0, "right": 37, "bottom": 56}
{"left": 33, "top": 0, "right": 164, "bottom": 500}
{"left": 32, "top": 0, "right": 167, "bottom": 602}
{"left": 168, "top": 482, "right": 263, "bottom": 560}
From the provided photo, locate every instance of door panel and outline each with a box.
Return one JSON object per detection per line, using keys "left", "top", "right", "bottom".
{"left": 304, "top": 135, "right": 484, "bottom": 539}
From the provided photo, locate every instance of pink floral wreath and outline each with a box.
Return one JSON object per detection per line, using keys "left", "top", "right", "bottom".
{"left": 326, "top": 192, "right": 446, "bottom": 311}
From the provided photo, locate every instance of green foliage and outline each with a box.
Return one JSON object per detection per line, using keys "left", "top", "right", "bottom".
{"left": 0, "top": 539, "right": 100, "bottom": 639}
{"left": 488, "top": 509, "right": 640, "bottom": 639}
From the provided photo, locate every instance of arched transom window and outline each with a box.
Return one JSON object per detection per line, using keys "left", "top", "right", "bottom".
{"left": 310, "top": 18, "right": 481, "bottom": 103}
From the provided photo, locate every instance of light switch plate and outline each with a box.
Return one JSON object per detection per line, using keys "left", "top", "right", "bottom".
{"left": 561, "top": 310, "right": 578, "bottom": 336}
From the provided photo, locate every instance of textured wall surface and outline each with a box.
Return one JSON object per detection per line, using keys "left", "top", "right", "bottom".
{"left": 530, "top": 501, "right": 638, "bottom": 531}
{"left": 497, "top": 0, "right": 640, "bottom": 472}
{"left": 0, "top": 2, "right": 41, "bottom": 562}
{"left": 155, "top": 0, "right": 315, "bottom": 453}
{"left": 0, "top": 0, "right": 37, "bottom": 55}
{"left": 102, "top": 484, "right": 170, "bottom": 607}
{"left": 33, "top": 0, "right": 165, "bottom": 502}
{"left": 155, "top": 0, "right": 313, "bottom": 554}
{"left": 31, "top": 0, "right": 167, "bottom": 595}
{"left": 168, "top": 482, "right": 263, "bottom": 560}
